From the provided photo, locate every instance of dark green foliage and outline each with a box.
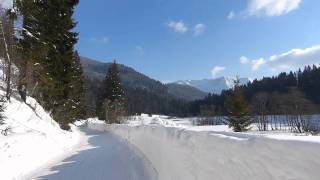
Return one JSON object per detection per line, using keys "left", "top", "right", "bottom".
{"left": 15, "top": 0, "right": 83, "bottom": 130}
{"left": 125, "top": 87, "right": 190, "bottom": 116}
{"left": 224, "top": 79, "right": 252, "bottom": 132}
{"left": 102, "top": 61, "right": 126, "bottom": 123}
{"left": 64, "top": 52, "right": 86, "bottom": 121}
{"left": 82, "top": 57, "right": 192, "bottom": 118}
{"left": 191, "top": 65, "right": 320, "bottom": 116}
{"left": 104, "top": 61, "right": 125, "bottom": 102}
{"left": 96, "top": 61, "right": 126, "bottom": 120}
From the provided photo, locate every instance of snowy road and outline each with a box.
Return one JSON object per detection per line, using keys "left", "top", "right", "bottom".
{"left": 28, "top": 128, "right": 157, "bottom": 180}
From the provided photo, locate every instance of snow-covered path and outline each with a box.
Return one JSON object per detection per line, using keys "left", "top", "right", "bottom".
{"left": 28, "top": 128, "right": 157, "bottom": 180}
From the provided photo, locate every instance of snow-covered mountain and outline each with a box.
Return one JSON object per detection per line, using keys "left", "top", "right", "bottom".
{"left": 173, "top": 77, "right": 250, "bottom": 94}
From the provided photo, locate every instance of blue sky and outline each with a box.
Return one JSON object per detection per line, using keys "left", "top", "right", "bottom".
{"left": 72, "top": 0, "right": 320, "bottom": 81}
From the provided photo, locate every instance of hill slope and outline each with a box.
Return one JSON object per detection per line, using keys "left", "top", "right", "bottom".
{"left": 81, "top": 57, "right": 207, "bottom": 101}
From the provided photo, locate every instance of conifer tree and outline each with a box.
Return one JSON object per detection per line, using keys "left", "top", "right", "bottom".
{"left": 225, "top": 78, "right": 252, "bottom": 132}
{"left": 66, "top": 51, "right": 86, "bottom": 121}
{"left": 103, "top": 60, "right": 126, "bottom": 123}
{"left": 15, "top": 0, "right": 81, "bottom": 130}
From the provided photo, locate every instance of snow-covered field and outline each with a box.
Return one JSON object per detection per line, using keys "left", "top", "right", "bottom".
{"left": 88, "top": 114, "right": 320, "bottom": 180}
{"left": 0, "top": 92, "right": 81, "bottom": 180}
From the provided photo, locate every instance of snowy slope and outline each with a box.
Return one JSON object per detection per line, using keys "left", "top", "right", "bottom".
{"left": 174, "top": 77, "right": 250, "bottom": 94}
{"left": 0, "top": 80, "right": 81, "bottom": 179}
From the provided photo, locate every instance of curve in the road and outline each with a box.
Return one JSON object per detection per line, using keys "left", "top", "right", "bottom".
{"left": 32, "top": 128, "right": 158, "bottom": 180}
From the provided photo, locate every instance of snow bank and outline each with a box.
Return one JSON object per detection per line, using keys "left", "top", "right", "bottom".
{"left": 0, "top": 93, "right": 81, "bottom": 180}
{"left": 88, "top": 121, "right": 320, "bottom": 180}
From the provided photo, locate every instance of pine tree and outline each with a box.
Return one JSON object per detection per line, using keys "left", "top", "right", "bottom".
{"left": 103, "top": 60, "right": 126, "bottom": 123}
{"left": 225, "top": 78, "right": 252, "bottom": 132}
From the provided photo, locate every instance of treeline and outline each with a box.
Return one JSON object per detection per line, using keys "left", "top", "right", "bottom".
{"left": 191, "top": 65, "right": 320, "bottom": 115}
{"left": 84, "top": 74, "right": 191, "bottom": 119}
{"left": 190, "top": 65, "right": 320, "bottom": 133}
{"left": 125, "top": 87, "right": 190, "bottom": 116}
{"left": 0, "top": 1, "right": 84, "bottom": 130}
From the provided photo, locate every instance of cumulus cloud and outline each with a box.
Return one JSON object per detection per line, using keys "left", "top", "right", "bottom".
{"left": 243, "top": 45, "right": 320, "bottom": 72}
{"left": 251, "top": 58, "right": 266, "bottom": 71}
{"left": 240, "top": 56, "right": 249, "bottom": 64}
{"left": 0, "top": 0, "right": 12, "bottom": 9}
{"left": 193, "top": 23, "right": 205, "bottom": 36}
{"left": 89, "top": 36, "right": 110, "bottom": 44}
{"left": 268, "top": 45, "right": 320, "bottom": 70}
{"left": 211, "top": 66, "right": 226, "bottom": 77}
{"left": 247, "top": 0, "right": 301, "bottom": 17}
{"left": 227, "top": 11, "right": 235, "bottom": 20}
{"left": 167, "top": 20, "right": 188, "bottom": 33}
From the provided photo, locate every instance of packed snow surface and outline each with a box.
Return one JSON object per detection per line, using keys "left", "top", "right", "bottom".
{"left": 88, "top": 114, "right": 320, "bottom": 180}
{"left": 0, "top": 94, "right": 156, "bottom": 180}
{"left": 28, "top": 127, "right": 157, "bottom": 180}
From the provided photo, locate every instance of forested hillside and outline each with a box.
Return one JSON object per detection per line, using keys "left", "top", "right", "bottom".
{"left": 81, "top": 57, "right": 200, "bottom": 117}
{"left": 191, "top": 65, "right": 320, "bottom": 117}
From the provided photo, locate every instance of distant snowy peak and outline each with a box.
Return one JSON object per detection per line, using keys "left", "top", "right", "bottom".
{"left": 174, "top": 77, "right": 250, "bottom": 94}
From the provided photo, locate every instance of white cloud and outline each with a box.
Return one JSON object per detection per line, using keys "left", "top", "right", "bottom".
{"left": 0, "top": 0, "right": 12, "bottom": 9}
{"left": 268, "top": 45, "right": 320, "bottom": 70}
{"left": 247, "top": 0, "right": 301, "bottom": 17}
{"left": 240, "top": 56, "right": 249, "bottom": 64}
{"left": 211, "top": 66, "right": 226, "bottom": 77}
{"left": 135, "top": 46, "right": 145, "bottom": 56}
{"left": 251, "top": 58, "right": 266, "bottom": 71}
{"left": 243, "top": 45, "right": 320, "bottom": 72}
{"left": 227, "top": 11, "right": 235, "bottom": 20}
{"left": 167, "top": 20, "right": 188, "bottom": 33}
{"left": 89, "top": 37, "right": 110, "bottom": 44}
{"left": 193, "top": 23, "right": 205, "bottom": 36}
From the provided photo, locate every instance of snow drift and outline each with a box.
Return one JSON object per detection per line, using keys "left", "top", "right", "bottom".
{"left": 0, "top": 92, "right": 80, "bottom": 180}
{"left": 88, "top": 120, "right": 320, "bottom": 180}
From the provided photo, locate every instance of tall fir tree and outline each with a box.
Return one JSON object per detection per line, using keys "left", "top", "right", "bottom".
{"left": 225, "top": 78, "right": 252, "bottom": 132}
{"left": 104, "top": 60, "right": 125, "bottom": 102}
{"left": 15, "top": 0, "right": 83, "bottom": 130}
{"left": 103, "top": 60, "right": 126, "bottom": 123}
{"left": 66, "top": 51, "right": 86, "bottom": 121}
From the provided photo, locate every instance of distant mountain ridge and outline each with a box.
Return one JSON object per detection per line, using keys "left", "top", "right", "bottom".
{"left": 172, "top": 77, "right": 250, "bottom": 94}
{"left": 80, "top": 57, "right": 207, "bottom": 101}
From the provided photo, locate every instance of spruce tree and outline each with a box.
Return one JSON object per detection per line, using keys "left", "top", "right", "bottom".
{"left": 15, "top": 0, "right": 81, "bottom": 130}
{"left": 103, "top": 60, "right": 126, "bottom": 123}
{"left": 66, "top": 51, "right": 86, "bottom": 121}
{"left": 225, "top": 78, "right": 252, "bottom": 132}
